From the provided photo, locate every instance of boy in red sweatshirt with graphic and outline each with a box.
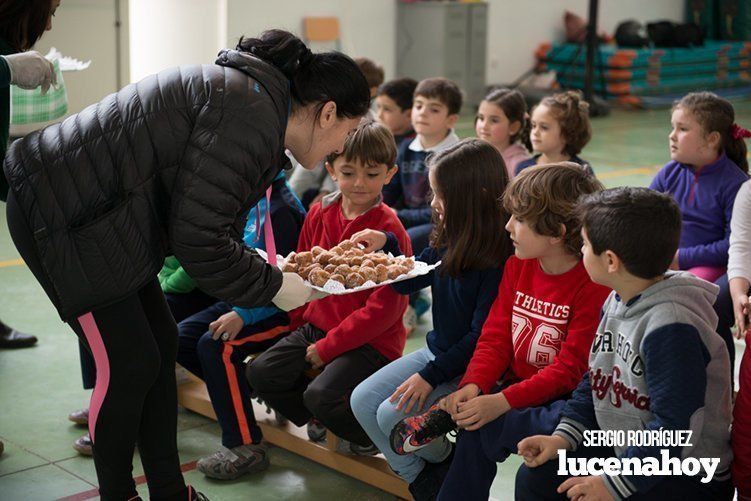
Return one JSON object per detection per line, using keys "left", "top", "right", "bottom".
{"left": 391, "top": 164, "right": 610, "bottom": 500}
{"left": 247, "top": 121, "right": 411, "bottom": 454}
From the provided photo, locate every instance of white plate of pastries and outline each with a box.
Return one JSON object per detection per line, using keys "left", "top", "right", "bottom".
{"left": 257, "top": 240, "right": 440, "bottom": 295}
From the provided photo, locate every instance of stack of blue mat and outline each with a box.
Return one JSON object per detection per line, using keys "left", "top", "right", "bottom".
{"left": 535, "top": 40, "right": 751, "bottom": 107}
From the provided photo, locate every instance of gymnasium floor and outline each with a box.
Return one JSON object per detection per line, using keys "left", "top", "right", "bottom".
{"left": 1, "top": 102, "right": 748, "bottom": 500}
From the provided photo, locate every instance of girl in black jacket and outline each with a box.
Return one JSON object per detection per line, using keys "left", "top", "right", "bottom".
{"left": 3, "top": 29, "right": 369, "bottom": 501}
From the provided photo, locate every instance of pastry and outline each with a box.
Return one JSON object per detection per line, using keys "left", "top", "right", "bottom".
{"left": 375, "top": 264, "right": 389, "bottom": 283}
{"left": 282, "top": 262, "right": 299, "bottom": 273}
{"left": 295, "top": 251, "right": 314, "bottom": 267}
{"left": 359, "top": 267, "right": 377, "bottom": 283}
{"left": 346, "top": 272, "right": 366, "bottom": 288}
{"left": 309, "top": 268, "right": 331, "bottom": 287}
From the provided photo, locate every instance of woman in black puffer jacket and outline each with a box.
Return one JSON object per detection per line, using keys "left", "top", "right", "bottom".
{"left": 3, "top": 29, "right": 369, "bottom": 501}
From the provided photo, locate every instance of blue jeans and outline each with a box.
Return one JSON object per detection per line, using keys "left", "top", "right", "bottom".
{"left": 351, "top": 347, "right": 458, "bottom": 483}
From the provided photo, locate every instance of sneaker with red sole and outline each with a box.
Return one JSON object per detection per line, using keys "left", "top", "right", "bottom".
{"left": 389, "top": 402, "right": 456, "bottom": 455}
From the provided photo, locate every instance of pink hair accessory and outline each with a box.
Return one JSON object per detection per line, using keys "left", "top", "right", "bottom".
{"left": 731, "top": 123, "right": 751, "bottom": 140}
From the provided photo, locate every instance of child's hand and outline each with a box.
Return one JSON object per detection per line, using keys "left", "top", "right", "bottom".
{"left": 440, "top": 384, "right": 480, "bottom": 416}
{"left": 517, "top": 435, "right": 570, "bottom": 467}
{"left": 389, "top": 373, "right": 434, "bottom": 413}
{"left": 209, "top": 311, "right": 244, "bottom": 341}
{"left": 453, "top": 392, "right": 511, "bottom": 431}
{"left": 733, "top": 292, "right": 751, "bottom": 339}
{"left": 557, "top": 475, "right": 614, "bottom": 501}
{"left": 350, "top": 229, "right": 388, "bottom": 253}
{"left": 305, "top": 343, "right": 324, "bottom": 369}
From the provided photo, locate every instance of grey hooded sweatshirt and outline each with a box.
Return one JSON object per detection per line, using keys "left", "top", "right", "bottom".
{"left": 553, "top": 271, "right": 733, "bottom": 499}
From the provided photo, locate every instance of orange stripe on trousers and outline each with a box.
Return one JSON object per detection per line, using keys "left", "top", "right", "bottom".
{"left": 221, "top": 324, "right": 289, "bottom": 445}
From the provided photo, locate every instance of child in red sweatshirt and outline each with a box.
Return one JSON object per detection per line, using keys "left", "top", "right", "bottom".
{"left": 247, "top": 121, "right": 412, "bottom": 453}
{"left": 391, "top": 164, "right": 610, "bottom": 500}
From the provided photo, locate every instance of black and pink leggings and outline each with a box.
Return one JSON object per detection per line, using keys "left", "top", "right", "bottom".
{"left": 6, "top": 192, "right": 189, "bottom": 501}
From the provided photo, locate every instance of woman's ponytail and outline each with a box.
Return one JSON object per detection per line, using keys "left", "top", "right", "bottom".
{"left": 236, "top": 30, "right": 313, "bottom": 80}
{"left": 236, "top": 29, "right": 369, "bottom": 119}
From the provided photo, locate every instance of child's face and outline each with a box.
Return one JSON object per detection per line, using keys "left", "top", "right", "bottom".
{"left": 476, "top": 101, "right": 520, "bottom": 150}
{"left": 669, "top": 107, "right": 719, "bottom": 166}
{"left": 581, "top": 228, "right": 610, "bottom": 286}
{"left": 530, "top": 105, "right": 565, "bottom": 156}
{"left": 325, "top": 157, "right": 397, "bottom": 209}
{"left": 505, "top": 214, "right": 552, "bottom": 260}
{"left": 428, "top": 168, "right": 444, "bottom": 220}
{"left": 375, "top": 95, "right": 412, "bottom": 136}
{"left": 412, "top": 95, "right": 458, "bottom": 139}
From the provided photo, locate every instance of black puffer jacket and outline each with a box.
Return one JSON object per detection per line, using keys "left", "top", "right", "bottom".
{"left": 3, "top": 50, "right": 290, "bottom": 321}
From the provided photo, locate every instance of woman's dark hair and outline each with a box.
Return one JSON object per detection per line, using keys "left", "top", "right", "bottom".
{"left": 429, "top": 138, "right": 513, "bottom": 278}
{"left": 237, "top": 29, "right": 370, "bottom": 120}
{"left": 673, "top": 91, "right": 748, "bottom": 173}
{"left": 0, "top": 0, "right": 53, "bottom": 51}
{"left": 481, "top": 88, "right": 532, "bottom": 151}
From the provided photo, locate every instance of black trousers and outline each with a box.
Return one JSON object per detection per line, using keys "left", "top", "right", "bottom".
{"left": 246, "top": 323, "right": 389, "bottom": 446}
{"left": 7, "top": 192, "right": 188, "bottom": 501}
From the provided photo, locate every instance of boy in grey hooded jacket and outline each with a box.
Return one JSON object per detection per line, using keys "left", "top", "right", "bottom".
{"left": 515, "top": 187, "right": 734, "bottom": 501}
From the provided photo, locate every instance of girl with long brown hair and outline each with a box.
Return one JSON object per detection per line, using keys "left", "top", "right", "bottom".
{"left": 349, "top": 138, "right": 513, "bottom": 500}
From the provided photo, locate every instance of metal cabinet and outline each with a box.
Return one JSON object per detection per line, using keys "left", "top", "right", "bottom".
{"left": 396, "top": 1, "right": 488, "bottom": 106}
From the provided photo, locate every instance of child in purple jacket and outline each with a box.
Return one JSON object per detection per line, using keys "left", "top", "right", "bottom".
{"left": 650, "top": 91, "right": 749, "bottom": 379}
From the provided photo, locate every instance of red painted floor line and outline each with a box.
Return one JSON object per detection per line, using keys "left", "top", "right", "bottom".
{"left": 57, "top": 460, "right": 198, "bottom": 501}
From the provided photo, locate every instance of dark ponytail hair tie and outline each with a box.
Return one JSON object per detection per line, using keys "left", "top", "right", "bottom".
{"left": 298, "top": 47, "right": 314, "bottom": 67}
{"left": 731, "top": 123, "right": 751, "bottom": 140}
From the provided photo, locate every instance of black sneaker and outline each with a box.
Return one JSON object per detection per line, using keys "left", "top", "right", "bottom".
{"left": 390, "top": 402, "right": 456, "bottom": 455}
{"left": 408, "top": 445, "right": 455, "bottom": 501}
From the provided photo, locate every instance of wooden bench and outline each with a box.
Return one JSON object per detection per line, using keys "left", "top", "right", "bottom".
{"left": 177, "top": 373, "right": 411, "bottom": 499}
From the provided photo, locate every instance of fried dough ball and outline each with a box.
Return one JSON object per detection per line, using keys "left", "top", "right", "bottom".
{"left": 361, "top": 259, "right": 375, "bottom": 268}
{"left": 370, "top": 253, "right": 390, "bottom": 266}
{"left": 299, "top": 263, "right": 321, "bottom": 281}
{"left": 334, "top": 264, "right": 352, "bottom": 276}
{"left": 295, "top": 251, "right": 314, "bottom": 267}
{"left": 311, "top": 246, "right": 326, "bottom": 257}
{"left": 375, "top": 264, "right": 389, "bottom": 283}
{"left": 282, "top": 262, "right": 298, "bottom": 273}
{"left": 316, "top": 251, "right": 336, "bottom": 265}
{"left": 286, "top": 252, "right": 297, "bottom": 264}
{"left": 330, "top": 245, "right": 345, "bottom": 256}
{"left": 348, "top": 254, "right": 364, "bottom": 266}
{"left": 329, "top": 255, "right": 347, "bottom": 266}
{"left": 387, "top": 265, "right": 409, "bottom": 280}
{"left": 309, "top": 268, "right": 331, "bottom": 287}
{"left": 359, "top": 267, "right": 377, "bottom": 283}
{"left": 338, "top": 240, "right": 356, "bottom": 251}
{"left": 329, "top": 274, "right": 346, "bottom": 286}
{"left": 346, "top": 272, "right": 366, "bottom": 288}
{"left": 324, "top": 264, "right": 337, "bottom": 274}
{"left": 398, "top": 257, "right": 415, "bottom": 271}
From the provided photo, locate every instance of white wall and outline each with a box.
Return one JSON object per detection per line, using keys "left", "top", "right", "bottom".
{"left": 485, "top": 0, "right": 686, "bottom": 84}
{"left": 227, "top": 0, "right": 684, "bottom": 86}
{"left": 225, "top": 0, "right": 397, "bottom": 78}
{"left": 129, "top": 0, "right": 223, "bottom": 82}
